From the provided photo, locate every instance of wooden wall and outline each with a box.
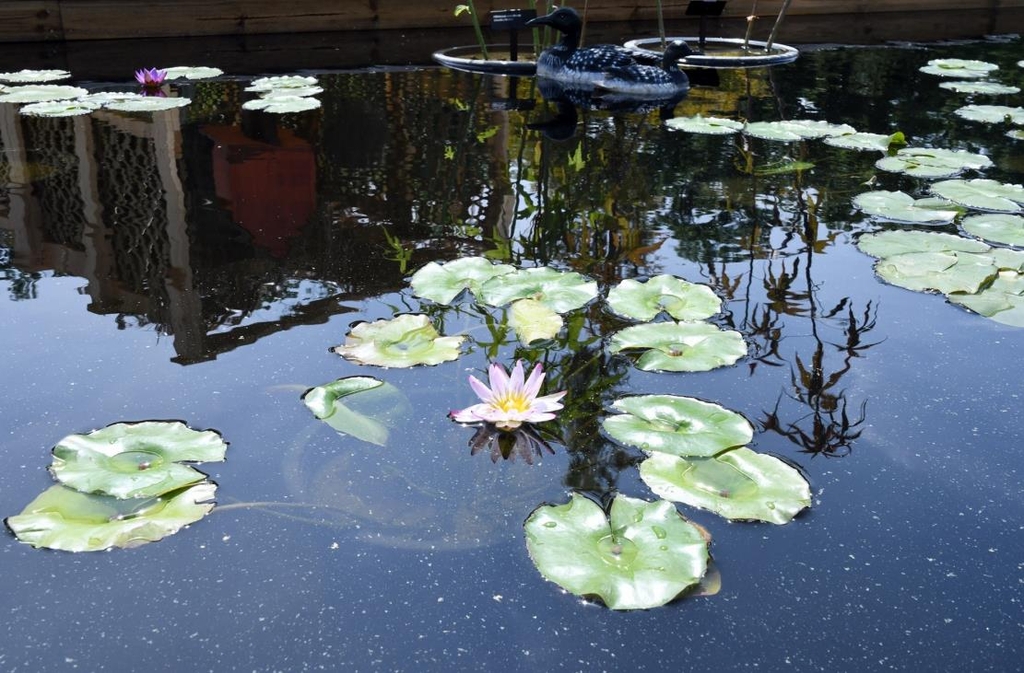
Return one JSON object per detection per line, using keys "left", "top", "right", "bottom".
{"left": 2, "top": 0, "right": 1024, "bottom": 43}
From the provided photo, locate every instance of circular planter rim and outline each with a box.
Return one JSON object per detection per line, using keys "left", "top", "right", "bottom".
{"left": 432, "top": 44, "right": 538, "bottom": 76}
{"left": 624, "top": 37, "right": 799, "bottom": 68}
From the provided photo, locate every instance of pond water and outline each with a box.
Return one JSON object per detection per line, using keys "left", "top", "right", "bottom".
{"left": 2, "top": 35, "right": 1024, "bottom": 672}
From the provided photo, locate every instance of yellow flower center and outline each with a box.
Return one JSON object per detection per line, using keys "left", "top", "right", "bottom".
{"left": 494, "top": 391, "right": 531, "bottom": 414}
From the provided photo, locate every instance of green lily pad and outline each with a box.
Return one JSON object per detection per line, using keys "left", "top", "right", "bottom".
{"left": 19, "top": 99, "right": 100, "bottom": 117}
{"left": 743, "top": 119, "right": 856, "bottom": 141}
{"left": 930, "top": 179, "right": 1024, "bottom": 213}
{"left": 954, "top": 104, "right": 1024, "bottom": 125}
{"left": 639, "top": 448, "right": 811, "bottom": 524}
{"left": 104, "top": 97, "right": 192, "bottom": 112}
{"left": 302, "top": 376, "right": 410, "bottom": 446}
{"left": 876, "top": 147, "right": 993, "bottom": 179}
{"left": 601, "top": 394, "right": 753, "bottom": 458}
{"left": 664, "top": 115, "right": 743, "bottom": 135}
{"left": 852, "top": 190, "right": 961, "bottom": 224}
{"left": 824, "top": 131, "right": 904, "bottom": 152}
{"left": 509, "top": 298, "right": 563, "bottom": 344}
{"left": 961, "top": 213, "right": 1024, "bottom": 246}
{"left": 409, "top": 256, "right": 516, "bottom": 304}
{"left": 242, "top": 95, "right": 321, "bottom": 113}
{"left": 49, "top": 421, "right": 228, "bottom": 499}
{"left": 949, "top": 270, "right": 1024, "bottom": 327}
{"left": 332, "top": 314, "right": 465, "bottom": 368}
{"left": 6, "top": 482, "right": 216, "bottom": 552}
{"left": 857, "top": 230, "right": 990, "bottom": 258}
{"left": 990, "top": 248, "right": 1024, "bottom": 272}
{"left": 477, "top": 266, "right": 598, "bottom": 313}
{"left": 163, "top": 66, "right": 224, "bottom": 80}
{"left": 1009, "top": 129, "right": 1024, "bottom": 141}
{"left": 0, "top": 85, "right": 88, "bottom": 104}
{"left": 940, "top": 81, "right": 1020, "bottom": 95}
{"left": 524, "top": 493, "right": 709, "bottom": 610}
{"left": 79, "top": 91, "right": 146, "bottom": 106}
{"left": 0, "top": 69, "right": 71, "bottom": 83}
{"left": 606, "top": 275, "right": 722, "bottom": 322}
{"left": 608, "top": 321, "right": 747, "bottom": 372}
{"left": 919, "top": 58, "right": 998, "bottom": 78}
{"left": 246, "top": 75, "right": 319, "bottom": 92}
{"left": 874, "top": 250, "right": 998, "bottom": 294}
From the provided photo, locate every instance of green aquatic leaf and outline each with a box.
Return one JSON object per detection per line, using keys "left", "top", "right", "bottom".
{"left": 509, "top": 298, "right": 563, "bottom": 344}
{"left": 601, "top": 394, "right": 753, "bottom": 458}
{"left": 1009, "top": 129, "right": 1024, "bottom": 141}
{"left": 0, "top": 85, "right": 88, "bottom": 104}
{"left": 303, "top": 376, "right": 410, "bottom": 446}
{"left": 477, "top": 266, "right": 597, "bottom": 313}
{"left": 332, "top": 314, "right": 465, "bottom": 368}
{"left": 79, "top": 91, "right": 146, "bottom": 106}
{"left": 162, "top": 66, "right": 224, "bottom": 80}
{"left": 919, "top": 58, "right": 998, "bottom": 78}
{"left": 6, "top": 482, "right": 216, "bottom": 552}
{"left": 876, "top": 147, "right": 993, "bottom": 179}
{"left": 0, "top": 69, "right": 71, "bottom": 83}
{"left": 930, "top": 179, "right": 1024, "bottom": 213}
{"left": 605, "top": 275, "right": 721, "bottom": 322}
{"left": 961, "top": 213, "right": 1024, "bottom": 246}
{"left": 857, "top": 229, "right": 990, "bottom": 259}
{"left": 524, "top": 493, "right": 709, "bottom": 610}
{"left": 824, "top": 131, "right": 904, "bottom": 152}
{"left": 104, "top": 97, "right": 191, "bottom": 112}
{"left": 608, "top": 321, "right": 747, "bottom": 372}
{"left": 246, "top": 75, "right": 319, "bottom": 92}
{"left": 409, "top": 256, "right": 516, "bottom": 304}
{"left": 49, "top": 421, "right": 227, "bottom": 499}
{"left": 949, "top": 270, "right": 1024, "bottom": 327}
{"left": 954, "top": 104, "right": 1024, "bottom": 125}
{"left": 664, "top": 114, "right": 743, "bottom": 135}
{"left": 853, "top": 190, "right": 961, "bottom": 224}
{"left": 743, "top": 119, "right": 855, "bottom": 141}
{"left": 639, "top": 447, "right": 811, "bottom": 524}
{"left": 940, "top": 81, "right": 1020, "bottom": 95}
{"left": 19, "top": 99, "right": 99, "bottom": 117}
{"left": 242, "top": 95, "right": 321, "bottom": 113}
{"left": 875, "top": 250, "right": 998, "bottom": 294}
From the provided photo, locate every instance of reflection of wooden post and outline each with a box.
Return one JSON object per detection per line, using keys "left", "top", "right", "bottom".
{"left": 0, "top": 103, "right": 43, "bottom": 268}
{"left": 72, "top": 114, "right": 120, "bottom": 310}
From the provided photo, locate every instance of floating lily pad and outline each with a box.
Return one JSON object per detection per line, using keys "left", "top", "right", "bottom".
{"left": 163, "top": 66, "right": 224, "bottom": 80}
{"left": 1009, "top": 129, "right": 1024, "bottom": 141}
{"left": 743, "top": 119, "right": 855, "bottom": 141}
{"left": 876, "top": 147, "right": 992, "bottom": 179}
{"left": 961, "top": 213, "right": 1024, "bottom": 247}
{"left": 639, "top": 448, "right": 811, "bottom": 524}
{"left": 874, "top": 250, "right": 998, "bottom": 294}
{"left": 242, "top": 95, "right": 321, "bottom": 113}
{"left": 606, "top": 275, "right": 721, "bottom": 322}
{"left": 940, "top": 81, "right": 1020, "bottom": 95}
{"left": 104, "top": 97, "right": 192, "bottom": 112}
{"left": 477, "top": 266, "right": 598, "bottom": 313}
{"left": 608, "top": 321, "right": 747, "bottom": 372}
{"left": 302, "top": 376, "right": 410, "bottom": 446}
{"left": 0, "top": 85, "right": 88, "bottom": 104}
{"left": 79, "top": 91, "right": 146, "bottom": 106}
{"left": 990, "top": 248, "right": 1024, "bottom": 272}
{"left": 509, "top": 298, "right": 563, "bottom": 344}
{"left": 664, "top": 115, "right": 743, "bottom": 135}
{"left": 852, "top": 190, "right": 961, "bottom": 224}
{"left": 601, "top": 394, "right": 753, "bottom": 458}
{"left": 0, "top": 69, "right": 71, "bottom": 83}
{"left": 949, "top": 270, "right": 1024, "bottom": 327}
{"left": 409, "top": 256, "right": 516, "bottom": 304}
{"left": 954, "top": 104, "right": 1024, "bottom": 125}
{"left": 524, "top": 493, "right": 709, "bottom": 610}
{"left": 257, "top": 86, "right": 324, "bottom": 98}
{"left": 332, "top": 314, "right": 465, "bottom": 368}
{"left": 857, "top": 229, "right": 990, "bottom": 258}
{"left": 49, "top": 421, "right": 227, "bottom": 499}
{"left": 930, "top": 178, "right": 1024, "bottom": 213}
{"left": 824, "top": 131, "right": 905, "bottom": 152}
{"left": 246, "top": 75, "right": 318, "bottom": 92}
{"left": 919, "top": 58, "right": 998, "bottom": 78}
{"left": 19, "top": 99, "right": 100, "bottom": 117}
{"left": 6, "top": 482, "right": 216, "bottom": 552}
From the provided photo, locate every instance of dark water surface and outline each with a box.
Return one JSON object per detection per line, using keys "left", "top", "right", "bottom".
{"left": 2, "top": 37, "right": 1024, "bottom": 672}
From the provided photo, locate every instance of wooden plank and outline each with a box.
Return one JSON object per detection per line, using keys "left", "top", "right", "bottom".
{"left": 0, "top": 2, "right": 62, "bottom": 42}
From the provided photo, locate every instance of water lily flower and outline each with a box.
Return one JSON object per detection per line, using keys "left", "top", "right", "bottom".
{"left": 450, "top": 360, "right": 566, "bottom": 431}
{"left": 134, "top": 68, "right": 167, "bottom": 88}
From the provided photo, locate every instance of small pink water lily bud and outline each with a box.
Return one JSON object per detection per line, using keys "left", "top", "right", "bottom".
{"left": 450, "top": 360, "right": 566, "bottom": 431}
{"left": 134, "top": 68, "right": 167, "bottom": 87}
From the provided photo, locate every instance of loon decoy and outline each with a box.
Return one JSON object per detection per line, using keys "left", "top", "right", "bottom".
{"left": 527, "top": 7, "right": 648, "bottom": 85}
{"left": 594, "top": 40, "right": 694, "bottom": 97}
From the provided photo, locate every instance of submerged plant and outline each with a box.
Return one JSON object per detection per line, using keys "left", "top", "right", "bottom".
{"left": 450, "top": 360, "right": 565, "bottom": 431}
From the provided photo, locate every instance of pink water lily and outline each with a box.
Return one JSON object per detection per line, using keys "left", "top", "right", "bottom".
{"left": 134, "top": 68, "right": 167, "bottom": 87}
{"left": 450, "top": 360, "right": 566, "bottom": 431}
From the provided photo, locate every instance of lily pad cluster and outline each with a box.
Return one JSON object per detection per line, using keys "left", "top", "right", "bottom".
{"left": 5, "top": 421, "right": 227, "bottom": 552}
{"left": 243, "top": 75, "right": 323, "bottom": 113}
